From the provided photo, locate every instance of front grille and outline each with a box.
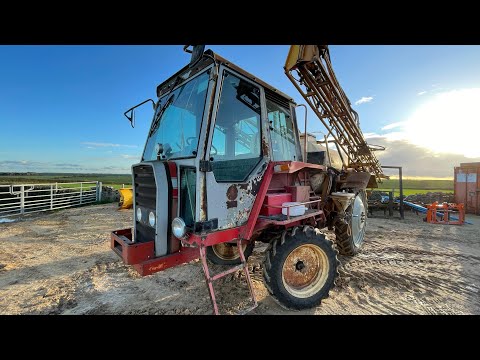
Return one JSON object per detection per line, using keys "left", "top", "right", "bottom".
{"left": 134, "top": 164, "right": 156, "bottom": 243}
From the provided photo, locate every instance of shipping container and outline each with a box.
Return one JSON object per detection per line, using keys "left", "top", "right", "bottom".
{"left": 454, "top": 162, "right": 480, "bottom": 215}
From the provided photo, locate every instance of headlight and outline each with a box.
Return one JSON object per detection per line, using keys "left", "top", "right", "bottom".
{"left": 136, "top": 207, "right": 142, "bottom": 222}
{"left": 172, "top": 217, "right": 186, "bottom": 238}
{"left": 148, "top": 211, "right": 156, "bottom": 227}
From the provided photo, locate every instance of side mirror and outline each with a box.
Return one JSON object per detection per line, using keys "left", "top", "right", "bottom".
{"left": 125, "top": 109, "right": 135, "bottom": 128}
{"left": 123, "top": 99, "right": 155, "bottom": 128}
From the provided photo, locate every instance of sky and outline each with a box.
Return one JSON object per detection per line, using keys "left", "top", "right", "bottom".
{"left": 1, "top": 45, "right": 479, "bottom": 178}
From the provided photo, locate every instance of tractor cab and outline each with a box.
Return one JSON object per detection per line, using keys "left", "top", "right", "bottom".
{"left": 119, "top": 49, "right": 308, "bottom": 255}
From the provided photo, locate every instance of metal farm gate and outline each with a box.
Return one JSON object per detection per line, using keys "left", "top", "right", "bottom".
{"left": 0, "top": 182, "right": 102, "bottom": 218}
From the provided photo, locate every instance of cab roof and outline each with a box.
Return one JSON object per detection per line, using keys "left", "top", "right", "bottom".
{"left": 156, "top": 49, "right": 295, "bottom": 104}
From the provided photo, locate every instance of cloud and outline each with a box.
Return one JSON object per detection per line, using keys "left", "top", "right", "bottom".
{"left": 0, "top": 160, "right": 88, "bottom": 172}
{"left": 417, "top": 91, "right": 427, "bottom": 96}
{"left": 0, "top": 159, "right": 131, "bottom": 174}
{"left": 363, "top": 132, "right": 381, "bottom": 139}
{"left": 367, "top": 135, "right": 480, "bottom": 178}
{"left": 354, "top": 96, "right": 373, "bottom": 105}
{"left": 0, "top": 160, "right": 43, "bottom": 167}
{"left": 381, "top": 121, "right": 406, "bottom": 131}
{"left": 121, "top": 155, "right": 139, "bottom": 160}
{"left": 81, "top": 142, "right": 137, "bottom": 148}
{"left": 369, "top": 131, "right": 406, "bottom": 142}
{"left": 54, "top": 163, "right": 82, "bottom": 168}
{"left": 101, "top": 166, "right": 131, "bottom": 172}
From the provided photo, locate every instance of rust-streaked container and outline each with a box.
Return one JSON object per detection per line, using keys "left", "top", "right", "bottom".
{"left": 454, "top": 162, "right": 480, "bottom": 215}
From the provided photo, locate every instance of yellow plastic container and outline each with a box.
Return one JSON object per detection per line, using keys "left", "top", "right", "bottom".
{"left": 118, "top": 188, "right": 133, "bottom": 209}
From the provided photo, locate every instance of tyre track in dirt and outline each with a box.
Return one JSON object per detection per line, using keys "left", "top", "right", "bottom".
{"left": 1, "top": 204, "right": 479, "bottom": 315}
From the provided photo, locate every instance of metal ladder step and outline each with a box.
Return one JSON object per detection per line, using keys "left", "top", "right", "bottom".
{"left": 199, "top": 239, "right": 258, "bottom": 315}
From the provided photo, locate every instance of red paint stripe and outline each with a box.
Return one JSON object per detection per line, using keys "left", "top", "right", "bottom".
{"left": 167, "top": 161, "right": 177, "bottom": 178}
{"left": 240, "top": 162, "right": 274, "bottom": 241}
{"left": 172, "top": 189, "right": 178, "bottom": 197}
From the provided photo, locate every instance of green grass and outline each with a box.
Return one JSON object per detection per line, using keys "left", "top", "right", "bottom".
{"left": 377, "top": 188, "right": 453, "bottom": 197}
{"left": 377, "top": 179, "right": 453, "bottom": 190}
{"left": 110, "top": 184, "right": 133, "bottom": 190}
{"left": 375, "top": 178, "right": 454, "bottom": 197}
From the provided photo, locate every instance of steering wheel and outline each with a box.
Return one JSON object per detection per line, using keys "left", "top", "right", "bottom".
{"left": 185, "top": 137, "right": 196, "bottom": 145}
{"left": 210, "top": 144, "right": 218, "bottom": 157}
{"left": 184, "top": 137, "right": 217, "bottom": 156}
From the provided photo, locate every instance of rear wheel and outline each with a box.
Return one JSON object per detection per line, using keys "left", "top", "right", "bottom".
{"left": 334, "top": 189, "right": 367, "bottom": 256}
{"left": 206, "top": 241, "right": 254, "bottom": 265}
{"left": 263, "top": 226, "right": 338, "bottom": 310}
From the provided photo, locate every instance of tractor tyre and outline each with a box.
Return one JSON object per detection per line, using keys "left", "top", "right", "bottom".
{"left": 334, "top": 189, "right": 368, "bottom": 256}
{"left": 206, "top": 241, "right": 254, "bottom": 266}
{"left": 262, "top": 226, "right": 338, "bottom": 310}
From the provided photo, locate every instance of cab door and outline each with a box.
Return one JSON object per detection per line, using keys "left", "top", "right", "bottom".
{"left": 204, "top": 67, "right": 270, "bottom": 230}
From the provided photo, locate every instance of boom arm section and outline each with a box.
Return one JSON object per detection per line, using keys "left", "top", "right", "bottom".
{"left": 285, "top": 45, "right": 386, "bottom": 182}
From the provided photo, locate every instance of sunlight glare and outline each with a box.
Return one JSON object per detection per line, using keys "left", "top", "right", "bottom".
{"left": 402, "top": 88, "right": 480, "bottom": 157}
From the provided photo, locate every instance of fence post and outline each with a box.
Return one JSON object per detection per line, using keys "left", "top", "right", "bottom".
{"left": 388, "top": 191, "right": 394, "bottom": 217}
{"left": 50, "top": 184, "right": 54, "bottom": 210}
{"left": 20, "top": 185, "right": 25, "bottom": 215}
{"left": 97, "top": 182, "right": 103, "bottom": 202}
{"left": 80, "top": 183, "right": 83, "bottom": 205}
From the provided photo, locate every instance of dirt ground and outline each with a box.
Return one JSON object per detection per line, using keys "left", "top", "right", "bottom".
{"left": 1, "top": 203, "right": 479, "bottom": 315}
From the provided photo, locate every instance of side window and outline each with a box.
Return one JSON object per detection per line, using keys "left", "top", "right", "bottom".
{"left": 210, "top": 72, "right": 262, "bottom": 182}
{"left": 266, "top": 97, "right": 297, "bottom": 161}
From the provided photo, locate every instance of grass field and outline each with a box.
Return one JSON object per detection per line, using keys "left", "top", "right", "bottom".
{"left": 376, "top": 178, "right": 453, "bottom": 197}
{"left": 376, "top": 188, "right": 453, "bottom": 197}
{"left": 378, "top": 179, "right": 453, "bottom": 190}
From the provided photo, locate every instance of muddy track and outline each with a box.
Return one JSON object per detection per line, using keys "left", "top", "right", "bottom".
{"left": 1, "top": 203, "right": 479, "bottom": 315}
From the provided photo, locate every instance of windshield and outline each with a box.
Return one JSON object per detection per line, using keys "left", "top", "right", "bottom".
{"left": 143, "top": 70, "right": 210, "bottom": 161}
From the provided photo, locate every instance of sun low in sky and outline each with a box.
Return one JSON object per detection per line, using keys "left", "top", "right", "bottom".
{"left": 0, "top": 45, "right": 479, "bottom": 178}
{"left": 366, "top": 86, "right": 480, "bottom": 178}
{"left": 402, "top": 88, "right": 480, "bottom": 158}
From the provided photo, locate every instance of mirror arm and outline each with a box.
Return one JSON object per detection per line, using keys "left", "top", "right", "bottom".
{"left": 124, "top": 99, "right": 156, "bottom": 128}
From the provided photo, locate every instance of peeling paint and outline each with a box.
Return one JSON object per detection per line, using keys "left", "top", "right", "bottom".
{"left": 261, "top": 137, "right": 270, "bottom": 157}
{"left": 222, "top": 162, "right": 269, "bottom": 228}
{"left": 226, "top": 200, "right": 237, "bottom": 209}
{"left": 226, "top": 185, "right": 238, "bottom": 200}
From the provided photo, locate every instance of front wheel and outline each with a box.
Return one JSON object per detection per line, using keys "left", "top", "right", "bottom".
{"left": 206, "top": 241, "right": 254, "bottom": 265}
{"left": 263, "top": 226, "right": 338, "bottom": 310}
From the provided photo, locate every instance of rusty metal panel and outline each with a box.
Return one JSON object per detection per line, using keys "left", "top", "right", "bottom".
{"left": 111, "top": 229, "right": 154, "bottom": 265}
{"left": 339, "top": 171, "right": 372, "bottom": 190}
{"left": 285, "top": 186, "right": 310, "bottom": 203}
{"left": 133, "top": 247, "right": 199, "bottom": 276}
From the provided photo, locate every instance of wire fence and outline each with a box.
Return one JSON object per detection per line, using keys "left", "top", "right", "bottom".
{"left": 0, "top": 182, "right": 102, "bottom": 218}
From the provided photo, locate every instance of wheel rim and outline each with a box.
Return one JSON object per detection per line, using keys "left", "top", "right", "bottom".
{"left": 281, "top": 244, "right": 329, "bottom": 299}
{"left": 351, "top": 194, "right": 366, "bottom": 247}
{"left": 211, "top": 243, "right": 247, "bottom": 261}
